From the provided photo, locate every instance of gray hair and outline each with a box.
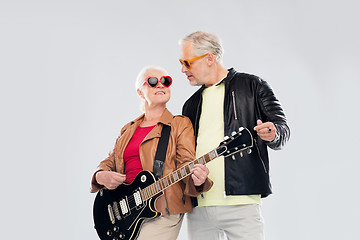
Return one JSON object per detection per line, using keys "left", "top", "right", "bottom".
{"left": 179, "top": 31, "right": 224, "bottom": 63}
{"left": 135, "top": 65, "right": 169, "bottom": 112}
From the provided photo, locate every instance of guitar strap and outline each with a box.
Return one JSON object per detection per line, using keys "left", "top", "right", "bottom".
{"left": 153, "top": 124, "right": 171, "bottom": 179}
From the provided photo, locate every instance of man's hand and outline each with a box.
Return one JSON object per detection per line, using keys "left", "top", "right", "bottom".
{"left": 95, "top": 171, "right": 126, "bottom": 190}
{"left": 254, "top": 119, "right": 276, "bottom": 142}
{"left": 191, "top": 164, "right": 210, "bottom": 186}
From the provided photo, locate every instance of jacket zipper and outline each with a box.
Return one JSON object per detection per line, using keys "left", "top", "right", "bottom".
{"left": 231, "top": 91, "right": 238, "bottom": 120}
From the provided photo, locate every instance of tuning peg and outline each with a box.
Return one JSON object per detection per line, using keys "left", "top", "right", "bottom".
{"left": 238, "top": 127, "right": 244, "bottom": 131}
{"left": 247, "top": 148, "right": 252, "bottom": 154}
{"left": 224, "top": 136, "right": 229, "bottom": 140}
{"left": 231, "top": 131, "right": 236, "bottom": 136}
{"left": 240, "top": 151, "right": 243, "bottom": 157}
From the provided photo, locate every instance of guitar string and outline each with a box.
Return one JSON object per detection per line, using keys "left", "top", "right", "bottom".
{"left": 113, "top": 152, "right": 214, "bottom": 214}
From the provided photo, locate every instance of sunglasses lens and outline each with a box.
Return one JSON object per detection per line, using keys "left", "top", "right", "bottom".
{"left": 184, "top": 60, "right": 191, "bottom": 68}
{"left": 147, "top": 77, "right": 158, "bottom": 87}
{"left": 162, "top": 76, "right": 172, "bottom": 87}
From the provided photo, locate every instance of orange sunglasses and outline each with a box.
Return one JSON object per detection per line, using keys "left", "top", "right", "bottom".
{"left": 179, "top": 53, "right": 215, "bottom": 69}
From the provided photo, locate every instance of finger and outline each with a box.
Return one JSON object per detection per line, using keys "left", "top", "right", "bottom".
{"left": 258, "top": 127, "right": 271, "bottom": 135}
{"left": 254, "top": 119, "right": 263, "bottom": 131}
{"left": 191, "top": 173, "right": 200, "bottom": 183}
{"left": 196, "top": 164, "right": 210, "bottom": 172}
{"left": 193, "top": 164, "right": 206, "bottom": 172}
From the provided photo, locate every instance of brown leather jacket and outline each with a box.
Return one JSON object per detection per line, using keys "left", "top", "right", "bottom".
{"left": 90, "top": 109, "right": 212, "bottom": 215}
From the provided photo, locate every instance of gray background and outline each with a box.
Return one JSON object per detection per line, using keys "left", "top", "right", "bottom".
{"left": 1, "top": 0, "right": 359, "bottom": 239}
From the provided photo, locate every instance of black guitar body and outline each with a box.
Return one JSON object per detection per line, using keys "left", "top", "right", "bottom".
{"left": 93, "top": 171, "right": 162, "bottom": 240}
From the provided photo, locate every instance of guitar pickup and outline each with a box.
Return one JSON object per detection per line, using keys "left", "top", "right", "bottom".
{"left": 119, "top": 198, "right": 130, "bottom": 216}
{"left": 133, "top": 189, "right": 143, "bottom": 208}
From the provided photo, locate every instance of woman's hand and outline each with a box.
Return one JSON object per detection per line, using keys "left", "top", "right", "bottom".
{"left": 95, "top": 171, "right": 126, "bottom": 190}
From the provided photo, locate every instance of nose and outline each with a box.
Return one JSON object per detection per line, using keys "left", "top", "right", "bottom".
{"left": 156, "top": 82, "right": 165, "bottom": 88}
{"left": 181, "top": 63, "right": 188, "bottom": 73}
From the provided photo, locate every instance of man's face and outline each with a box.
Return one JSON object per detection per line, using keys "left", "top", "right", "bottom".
{"left": 180, "top": 41, "right": 209, "bottom": 86}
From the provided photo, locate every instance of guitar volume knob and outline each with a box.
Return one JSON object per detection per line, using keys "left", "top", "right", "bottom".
{"left": 106, "top": 230, "right": 113, "bottom": 236}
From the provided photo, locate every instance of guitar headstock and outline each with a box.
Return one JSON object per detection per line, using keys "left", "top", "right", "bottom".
{"left": 216, "top": 127, "right": 253, "bottom": 157}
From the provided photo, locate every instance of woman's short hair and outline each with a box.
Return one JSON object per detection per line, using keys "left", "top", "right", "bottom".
{"left": 179, "top": 31, "right": 224, "bottom": 63}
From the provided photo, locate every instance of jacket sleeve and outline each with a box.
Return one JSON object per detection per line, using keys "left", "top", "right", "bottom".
{"left": 90, "top": 123, "right": 130, "bottom": 193}
{"left": 174, "top": 116, "right": 213, "bottom": 197}
{"left": 90, "top": 150, "right": 115, "bottom": 193}
{"left": 257, "top": 79, "right": 290, "bottom": 150}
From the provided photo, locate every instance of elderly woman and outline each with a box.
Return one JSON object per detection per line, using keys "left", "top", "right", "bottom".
{"left": 91, "top": 65, "right": 212, "bottom": 240}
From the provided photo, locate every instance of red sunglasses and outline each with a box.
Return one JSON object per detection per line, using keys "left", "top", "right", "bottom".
{"left": 143, "top": 76, "right": 172, "bottom": 88}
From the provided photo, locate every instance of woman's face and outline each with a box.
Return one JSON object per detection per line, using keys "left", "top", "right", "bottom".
{"left": 138, "top": 69, "right": 171, "bottom": 108}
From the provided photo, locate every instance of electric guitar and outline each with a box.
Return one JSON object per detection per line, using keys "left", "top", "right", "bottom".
{"left": 93, "top": 127, "right": 253, "bottom": 240}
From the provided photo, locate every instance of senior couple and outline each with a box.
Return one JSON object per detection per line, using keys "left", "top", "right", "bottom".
{"left": 91, "top": 31, "right": 290, "bottom": 240}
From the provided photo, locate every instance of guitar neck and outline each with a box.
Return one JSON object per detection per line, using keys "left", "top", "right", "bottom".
{"left": 141, "top": 147, "right": 224, "bottom": 201}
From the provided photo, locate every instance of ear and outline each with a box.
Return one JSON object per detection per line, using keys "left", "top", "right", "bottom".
{"left": 137, "top": 88, "right": 145, "bottom": 100}
{"left": 206, "top": 53, "right": 215, "bottom": 66}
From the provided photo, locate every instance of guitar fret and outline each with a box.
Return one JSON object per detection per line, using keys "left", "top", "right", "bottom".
{"left": 147, "top": 187, "right": 151, "bottom": 198}
{"left": 184, "top": 165, "right": 188, "bottom": 174}
{"left": 180, "top": 167, "right": 186, "bottom": 177}
{"left": 143, "top": 188, "right": 147, "bottom": 199}
{"left": 151, "top": 185, "right": 155, "bottom": 195}
{"left": 160, "top": 180, "right": 164, "bottom": 190}
{"left": 204, "top": 153, "right": 210, "bottom": 163}
{"left": 145, "top": 187, "right": 150, "bottom": 199}
{"left": 169, "top": 174, "right": 174, "bottom": 184}
{"left": 189, "top": 162, "right": 194, "bottom": 170}
{"left": 155, "top": 182, "right": 160, "bottom": 192}
{"left": 140, "top": 189, "right": 145, "bottom": 200}
{"left": 173, "top": 171, "right": 179, "bottom": 181}
{"left": 209, "top": 150, "right": 217, "bottom": 160}
{"left": 199, "top": 156, "right": 205, "bottom": 164}
{"left": 164, "top": 177, "right": 169, "bottom": 187}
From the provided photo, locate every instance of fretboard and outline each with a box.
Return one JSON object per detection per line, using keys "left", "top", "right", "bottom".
{"left": 141, "top": 148, "right": 219, "bottom": 201}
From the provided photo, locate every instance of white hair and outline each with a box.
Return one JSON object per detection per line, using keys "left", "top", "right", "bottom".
{"left": 179, "top": 31, "right": 224, "bottom": 63}
{"left": 135, "top": 65, "right": 169, "bottom": 112}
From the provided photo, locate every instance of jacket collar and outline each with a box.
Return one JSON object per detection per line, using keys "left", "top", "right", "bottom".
{"left": 216, "top": 68, "right": 236, "bottom": 86}
{"left": 196, "top": 68, "right": 236, "bottom": 91}
{"left": 129, "top": 108, "right": 174, "bottom": 127}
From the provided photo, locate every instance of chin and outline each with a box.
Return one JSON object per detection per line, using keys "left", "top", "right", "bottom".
{"left": 189, "top": 80, "right": 201, "bottom": 86}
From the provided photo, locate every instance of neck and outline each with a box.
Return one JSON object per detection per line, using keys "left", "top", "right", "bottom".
{"left": 142, "top": 104, "right": 166, "bottom": 126}
{"left": 204, "top": 64, "right": 229, "bottom": 88}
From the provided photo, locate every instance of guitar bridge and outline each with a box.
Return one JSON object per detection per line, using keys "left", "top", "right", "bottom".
{"left": 107, "top": 204, "right": 115, "bottom": 224}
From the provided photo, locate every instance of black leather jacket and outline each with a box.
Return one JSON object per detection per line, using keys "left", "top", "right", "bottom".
{"left": 182, "top": 68, "right": 290, "bottom": 199}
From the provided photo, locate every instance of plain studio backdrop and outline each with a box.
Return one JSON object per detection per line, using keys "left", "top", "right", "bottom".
{"left": 0, "top": 0, "right": 359, "bottom": 239}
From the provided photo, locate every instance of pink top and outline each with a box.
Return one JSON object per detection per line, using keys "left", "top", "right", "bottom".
{"left": 123, "top": 125, "right": 155, "bottom": 184}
